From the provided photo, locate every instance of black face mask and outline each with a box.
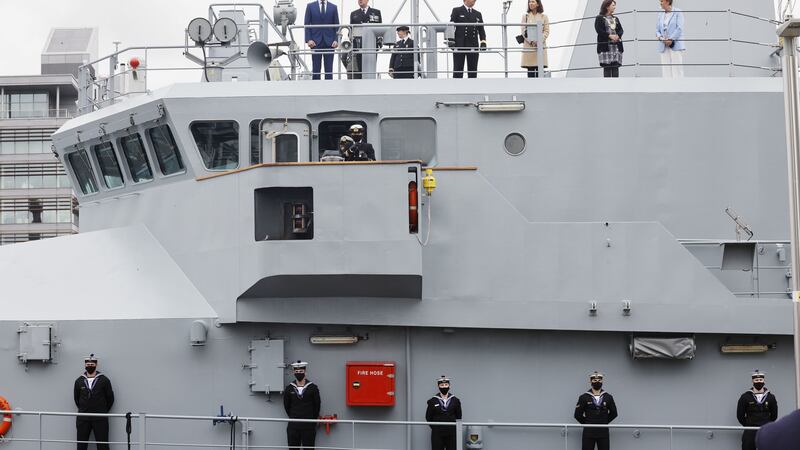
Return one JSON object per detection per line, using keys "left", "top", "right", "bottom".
{"left": 753, "top": 382, "right": 765, "bottom": 390}
{"left": 85, "top": 366, "right": 96, "bottom": 374}
{"left": 294, "top": 372, "right": 305, "bottom": 382}
{"left": 591, "top": 382, "right": 603, "bottom": 390}
{"left": 439, "top": 387, "right": 450, "bottom": 395}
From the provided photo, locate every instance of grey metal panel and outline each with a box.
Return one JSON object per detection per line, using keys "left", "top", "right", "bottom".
{"left": 249, "top": 338, "right": 285, "bottom": 393}
{"left": 0, "top": 225, "right": 217, "bottom": 321}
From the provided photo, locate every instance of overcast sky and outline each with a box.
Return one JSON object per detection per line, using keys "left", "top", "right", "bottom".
{"left": 0, "top": 0, "right": 792, "bottom": 87}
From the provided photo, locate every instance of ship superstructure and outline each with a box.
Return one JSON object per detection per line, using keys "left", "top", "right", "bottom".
{"left": 0, "top": 1, "right": 797, "bottom": 449}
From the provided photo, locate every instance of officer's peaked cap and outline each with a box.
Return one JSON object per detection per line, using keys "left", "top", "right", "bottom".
{"left": 349, "top": 124, "right": 364, "bottom": 134}
{"left": 396, "top": 25, "right": 410, "bottom": 32}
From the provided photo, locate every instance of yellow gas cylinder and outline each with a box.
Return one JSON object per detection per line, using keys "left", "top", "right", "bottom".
{"left": 422, "top": 168, "right": 437, "bottom": 195}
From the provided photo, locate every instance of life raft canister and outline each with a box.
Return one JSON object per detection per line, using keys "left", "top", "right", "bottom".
{"left": 0, "top": 396, "right": 11, "bottom": 437}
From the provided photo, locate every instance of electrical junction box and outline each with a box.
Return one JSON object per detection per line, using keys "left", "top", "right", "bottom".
{"left": 248, "top": 339, "right": 285, "bottom": 393}
{"left": 346, "top": 361, "right": 396, "bottom": 406}
{"left": 18, "top": 323, "right": 54, "bottom": 363}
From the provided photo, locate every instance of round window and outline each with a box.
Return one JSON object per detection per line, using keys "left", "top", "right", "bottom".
{"left": 504, "top": 133, "right": 526, "bottom": 156}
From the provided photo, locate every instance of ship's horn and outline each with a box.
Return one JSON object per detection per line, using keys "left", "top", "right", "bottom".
{"left": 247, "top": 41, "right": 274, "bottom": 71}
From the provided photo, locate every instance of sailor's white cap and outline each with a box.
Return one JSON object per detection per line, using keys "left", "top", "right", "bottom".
{"left": 84, "top": 353, "right": 98, "bottom": 363}
{"left": 290, "top": 360, "right": 308, "bottom": 369}
{"left": 751, "top": 369, "right": 766, "bottom": 379}
{"left": 436, "top": 375, "right": 450, "bottom": 384}
{"left": 589, "top": 371, "right": 604, "bottom": 380}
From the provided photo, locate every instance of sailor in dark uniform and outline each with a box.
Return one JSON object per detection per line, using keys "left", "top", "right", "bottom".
{"left": 389, "top": 26, "right": 416, "bottom": 79}
{"left": 344, "top": 124, "right": 376, "bottom": 160}
{"left": 737, "top": 369, "right": 778, "bottom": 450}
{"left": 574, "top": 371, "right": 618, "bottom": 450}
{"left": 284, "top": 361, "right": 321, "bottom": 450}
{"left": 449, "top": 0, "right": 487, "bottom": 78}
{"left": 425, "top": 375, "right": 462, "bottom": 450}
{"left": 348, "top": 0, "right": 382, "bottom": 78}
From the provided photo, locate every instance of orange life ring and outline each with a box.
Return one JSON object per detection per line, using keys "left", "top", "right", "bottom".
{"left": 0, "top": 396, "right": 11, "bottom": 437}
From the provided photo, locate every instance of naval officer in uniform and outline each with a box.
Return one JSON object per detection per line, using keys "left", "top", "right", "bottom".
{"left": 73, "top": 354, "right": 115, "bottom": 450}
{"left": 349, "top": 0, "right": 382, "bottom": 78}
{"left": 449, "top": 0, "right": 487, "bottom": 78}
{"left": 425, "top": 375, "right": 463, "bottom": 450}
{"left": 284, "top": 361, "right": 322, "bottom": 449}
{"left": 389, "top": 26, "right": 417, "bottom": 79}
{"left": 574, "top": 371, "right": 618, "bottom": 450}
{"left": 737, "top": 370, "right": 778, "bottom": 450}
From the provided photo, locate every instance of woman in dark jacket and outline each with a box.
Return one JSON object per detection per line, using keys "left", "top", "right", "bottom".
{"left": 595, "top": 0, "right": 624, "bottom": 77}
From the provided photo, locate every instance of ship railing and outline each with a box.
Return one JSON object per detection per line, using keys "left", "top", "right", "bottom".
{"left": 76, "top": 8, "right": 784, "bottom": 114}
{"left": 0, "top": 409, "right": 765, "bottom": 450}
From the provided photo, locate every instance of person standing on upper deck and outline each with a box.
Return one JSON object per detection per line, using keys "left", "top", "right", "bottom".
{"left": 656, "top": 0, "right": 686, "bottom": 77}
{"left": 520, "top": 0, "right": 549, "bottom": 78}
{"left": 389, "top": 26, "right": 417, "bottom": 79}
{"left": 737, "top": 370, "right": 778, "bottom": 450}
{"left": 595, "top": 0, "right": 624, "bottom": 77}
{"left": 349, "top": 0, "right": 382, "bottom": 79}
{"left": 574, "top": 371, "right": 618, "bottom": 450}
{"left": 304, "top": 0, "right": 340, "bottom": 80}
{"left": 449, "top": 0, "right": 487, "bottom": 78}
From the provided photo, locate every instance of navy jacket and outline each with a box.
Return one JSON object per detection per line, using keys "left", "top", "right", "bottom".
{"left": 304, "top": 1, "right": 340, "bottom": 48}
{"left": 756, "top": 409, "right": 800, "bottom": 450}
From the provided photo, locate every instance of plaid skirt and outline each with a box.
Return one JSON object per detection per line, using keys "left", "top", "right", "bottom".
{"left": 599, "top": 43, "right": 622, "bottom": 66}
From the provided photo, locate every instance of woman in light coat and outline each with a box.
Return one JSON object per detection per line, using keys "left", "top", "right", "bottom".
{"left": 520, "top": 0, "right": 549, "bottom": 78}
{"left": 656, "top": 0, "right": 686, "bottom": 77}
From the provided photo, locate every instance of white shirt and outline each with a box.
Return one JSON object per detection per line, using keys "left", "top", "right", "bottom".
{"left": 755, "top": 393, "right": 765, "bottom": 402}
{"left": 319, "top": 0, "right": 327, "bottom": 13}
{"left": 663, "top": 11, "right": 673, "bottom": 28}
{"left": 86, "top": 376, "right": 97, "bottom": 389}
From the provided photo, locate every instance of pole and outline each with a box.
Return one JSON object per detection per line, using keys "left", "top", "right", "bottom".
{"left": 778, "top": 24, "right": 800, "bottom": 409}
{"left": 411, "top": 0, "right": 420, "bottom": 65}
{"left": 501, "top": 2, "right": 509, "bottom": 78}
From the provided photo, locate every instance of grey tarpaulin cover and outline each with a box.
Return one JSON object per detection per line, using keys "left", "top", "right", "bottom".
{"left": 630, "top": 336, "right": 696, "bottom": 359}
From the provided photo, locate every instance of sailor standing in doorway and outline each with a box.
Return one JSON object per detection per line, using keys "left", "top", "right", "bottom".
{"left": 284, "top": 361, "right": 322, "bottom": 450}
{"left": 736, "top": 369, "right": 778, "bottom": 450}
{"left": 73, "top": 354, "right": 115, "bottom": 450}
{"left": 348, "top": 124, "right": 376, "bottom": 160}
{"left": 425, "top": 375, "right": 463, "bottom": 450}
{"left": 574, "top": 371, "right": 618, "bottom": 450}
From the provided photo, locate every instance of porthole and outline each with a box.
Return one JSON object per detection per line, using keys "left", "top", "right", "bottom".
{"left": 504, "top": 133, "right": 526, "bottom": 156}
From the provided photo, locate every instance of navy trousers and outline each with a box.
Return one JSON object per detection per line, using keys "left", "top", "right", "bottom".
{"left": 311, "top": 47, "right": 335, "bottom": 80}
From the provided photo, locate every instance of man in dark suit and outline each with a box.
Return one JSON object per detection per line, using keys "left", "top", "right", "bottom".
{"left": 349, "top": 0, "right": 382, "bottom": 79}
{"left": 756, "top": 409, "right": 800, "bottom": 450}
{"left": 304, "top": 0, "right": 340, "bottom": 80}
{"left": 389, "top": 26, "right": 416, "bottom": 79}
{"left": 449, "top": 0, "right": 487, "bottom": 78}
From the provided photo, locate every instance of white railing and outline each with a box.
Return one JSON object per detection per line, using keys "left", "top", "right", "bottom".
{"left": 0, "top": 410, "right": 762, "bottom": 450}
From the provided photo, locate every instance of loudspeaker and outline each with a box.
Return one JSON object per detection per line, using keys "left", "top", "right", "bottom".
{"left": 247, "top": 41, "right": 274, "bottom": 70}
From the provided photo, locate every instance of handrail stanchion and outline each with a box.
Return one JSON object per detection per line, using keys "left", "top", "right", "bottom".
{"left": 669, "top": 425, "right": 673, "bottom": 450}
{"left": 139, "top": 412, "right": 147, "bottom": 450}
{"left": 536, "top": 17, "right": 544, "bottom": 77}
{"left": 728, "top": 9, "right": 734, "bottom": 76}
{"left": 38, "top": 412, "right": 42, "bottom": 450}
{"left": 634, "top": 9, "right": 639, "bottom": 77}
{"left": 352, "top": 420, "right": 356, "bottom": 449}
{"left": 456, "top": 420, "right": 463, "bottom": 450}
{"left": 563, "top": 425, "right": 568, "bottom": 450}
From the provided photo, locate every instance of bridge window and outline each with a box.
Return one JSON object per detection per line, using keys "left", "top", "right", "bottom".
{"left": 67, "top": 149, "right": 98, "bottom": 195}
{"left": 148, "top": 125, "right": 185, "bottom": 176}
{"left": 120, "top": 133, "right": 153, "bottom": 183}
{"left": 191, "top": 121, "right": 239, "bottom": 170}
{"left": 92, "top": 142, "right": 124, "bottom": 189}
{"left": 250, "top": 120, "right": 261, "bottom": 165}
{"left": 318, "top": 121, "right": 366, "bottom": 160}
{"left": 380, "top": 118, "right": 435, "bottom": 163}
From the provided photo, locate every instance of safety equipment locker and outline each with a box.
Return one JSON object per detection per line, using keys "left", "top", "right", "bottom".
{"left": 346, "top": 361, "right": 396, "bottom": 406}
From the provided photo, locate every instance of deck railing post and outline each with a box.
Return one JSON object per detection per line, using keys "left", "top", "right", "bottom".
{"left": 38, "top": 412, "right": 42, "bottom": 450}
{"left": 138, "top": 413, "right": 147, "bottom": 450}
{"left": 456, "top": 420, "right": 463, "bottom": 450}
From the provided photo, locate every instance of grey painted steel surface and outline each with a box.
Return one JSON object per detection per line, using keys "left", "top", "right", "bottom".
{"left": 568, "top": 0, "right": 779, "bottom": 77}
{"left": 0, "top": 322, "right": 794, "bottom": 449}
{"left": 49, "top": 78, "right": 793, "bottom": 332}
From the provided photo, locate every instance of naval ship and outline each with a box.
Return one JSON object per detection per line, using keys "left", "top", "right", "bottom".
{"left": 1, "top": 0, "right": 798, "bottom": 449}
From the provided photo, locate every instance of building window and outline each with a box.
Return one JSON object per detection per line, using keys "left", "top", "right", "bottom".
{"left": 119, "top": 133, "right": 153, "bottom": 183}
{"left": 4, "top": 92, "right": 49, "bottom": 118}
{"left": 148, "top": 125, "right": 185, "bottom": 176}
{"left": 380, "top": 118, "right": 436, "bottom": 163}
{"left": 0, "top": 129, "right": 57, "bottom": 155}
{"left": 67, "top": 150, "right": 99, "bottom": 194}
{"left": 0, "top": 162, "right": 69, "bottom": 190}
{"left": 93, "top": 142, "right": 125, "bottom": 189}
{"left": 190, "top": 121, "right": 239, "bottom": 170}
